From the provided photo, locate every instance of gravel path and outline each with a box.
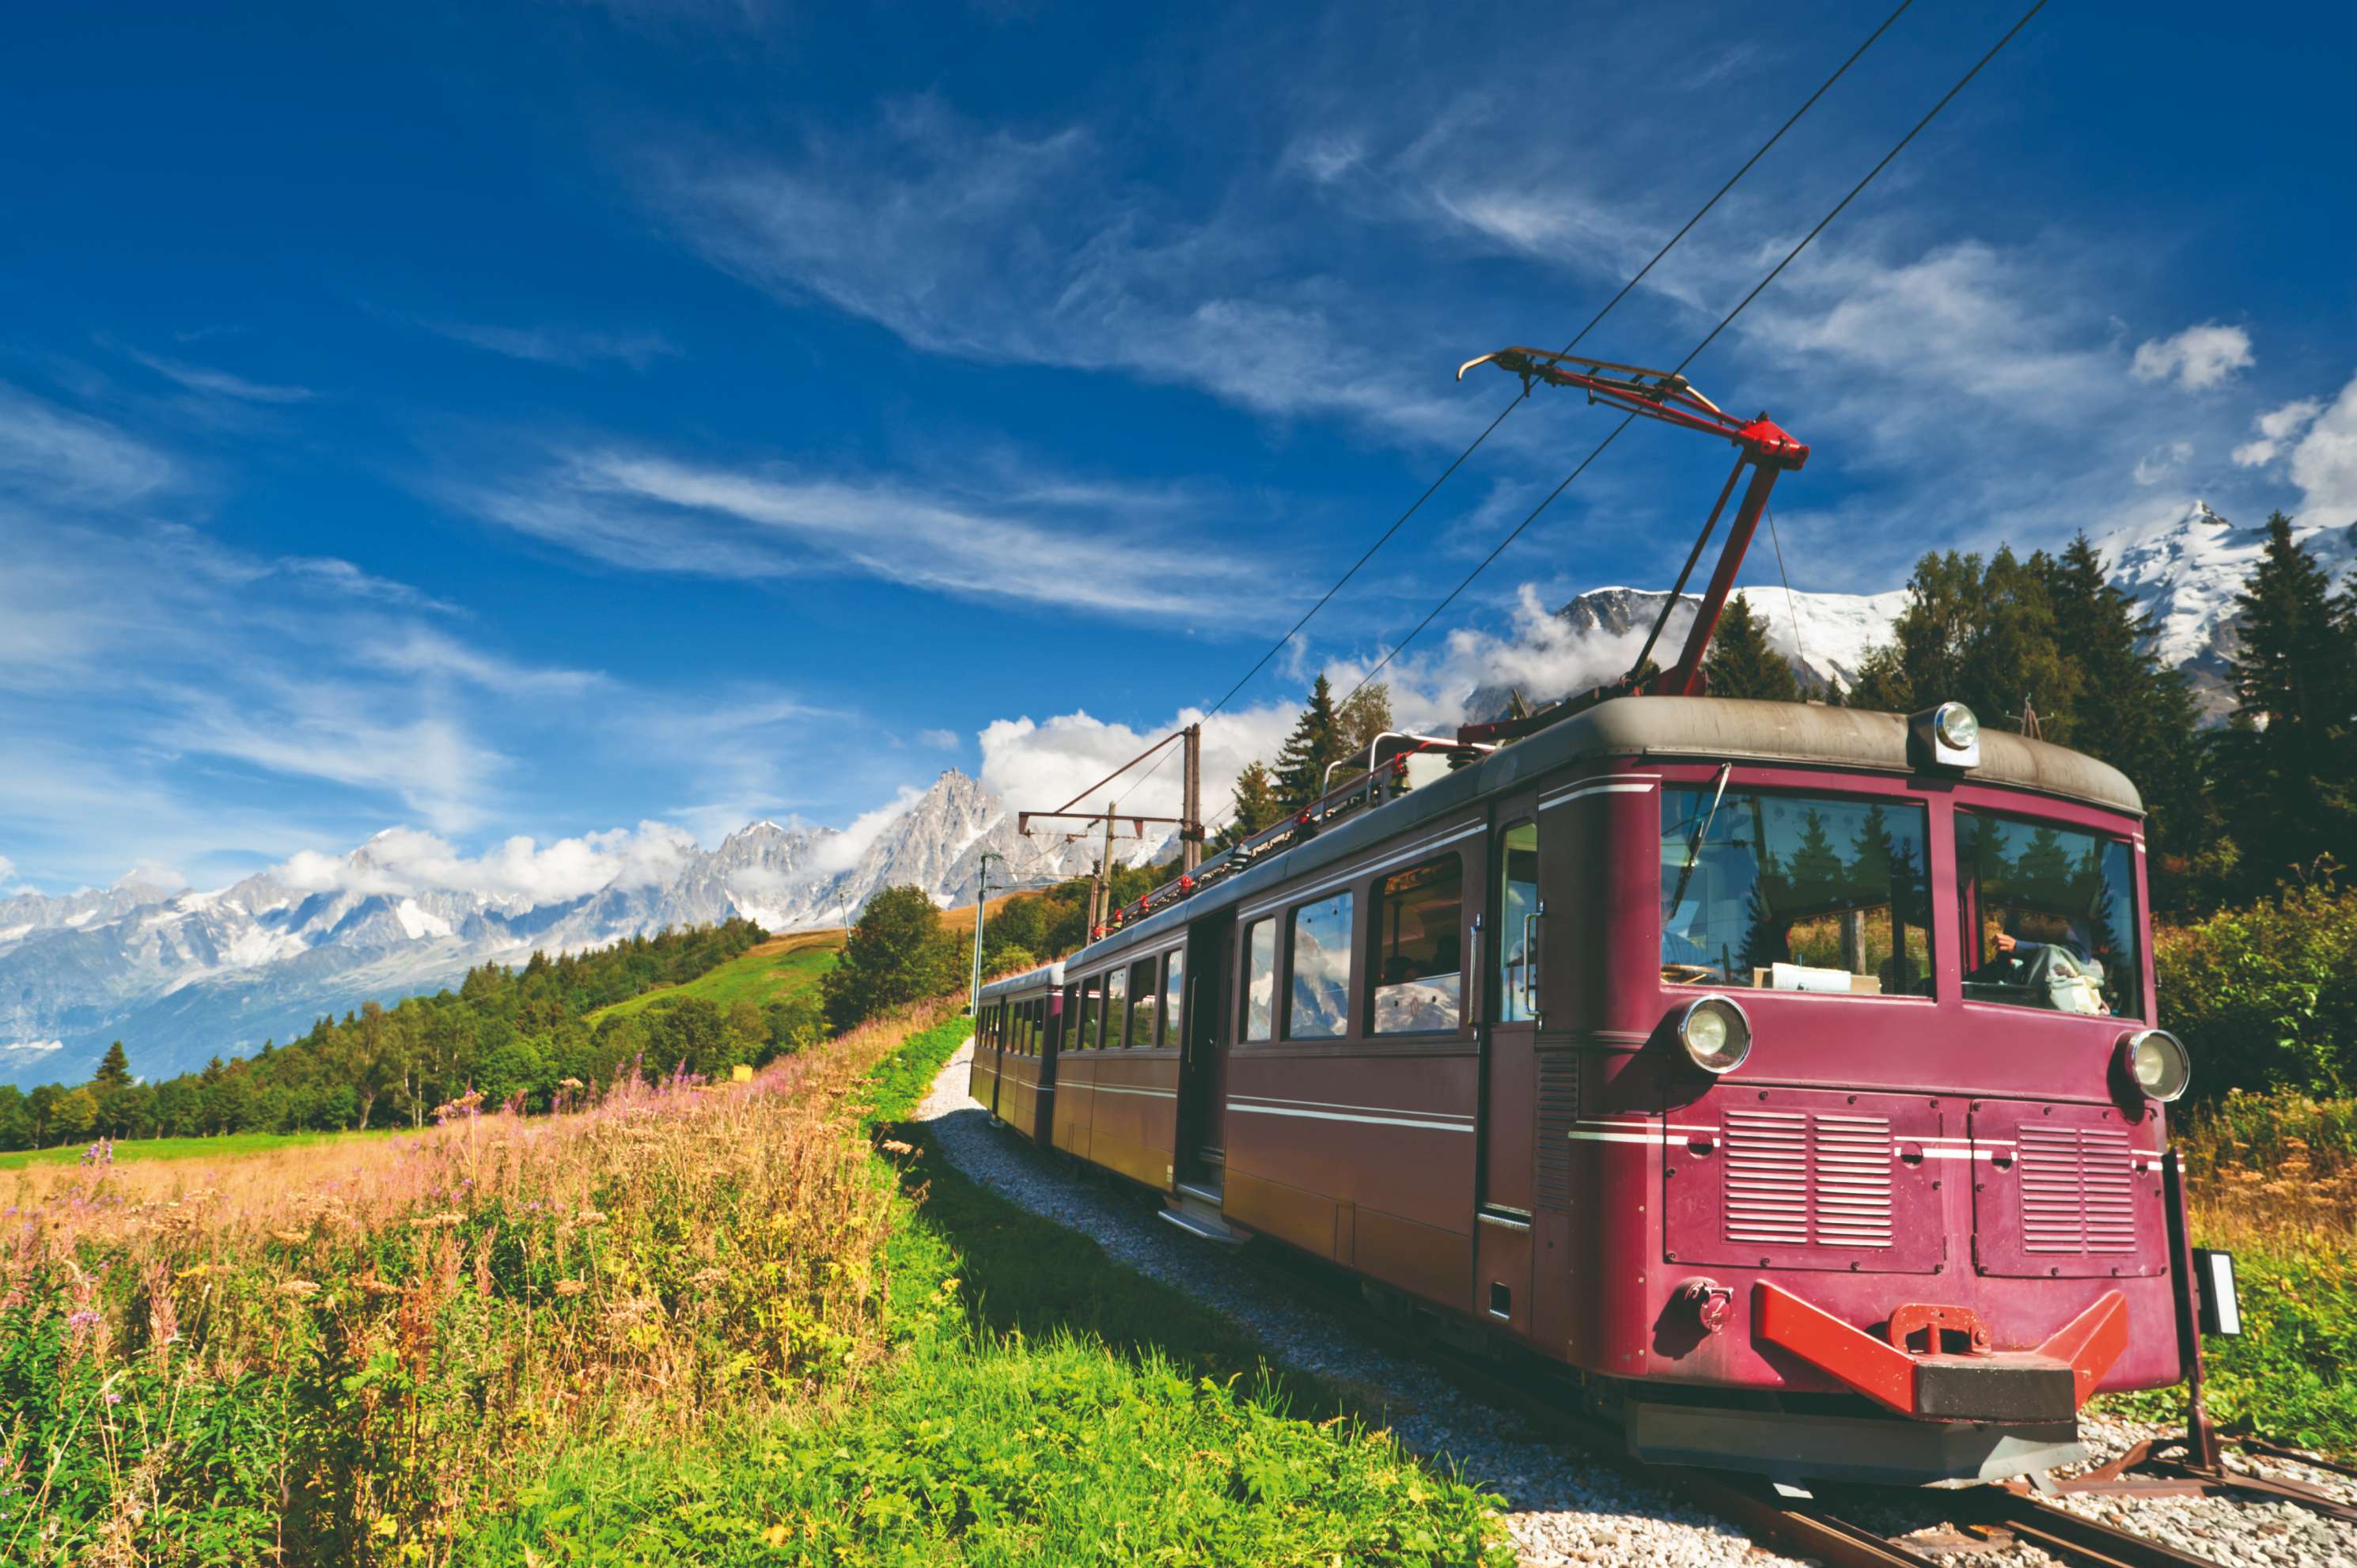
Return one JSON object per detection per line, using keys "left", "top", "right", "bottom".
{"left": 914, "top": 1040, "right": 2357, "bottom": 1567}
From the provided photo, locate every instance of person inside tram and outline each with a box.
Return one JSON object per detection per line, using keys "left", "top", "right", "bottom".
{"left": 1965, "top": 912, "right": 2109, "bottom": 1013}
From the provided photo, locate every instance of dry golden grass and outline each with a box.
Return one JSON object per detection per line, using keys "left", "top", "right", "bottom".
{"left": 2177, "top": 1095, "right": 2357, "bottom": 1254}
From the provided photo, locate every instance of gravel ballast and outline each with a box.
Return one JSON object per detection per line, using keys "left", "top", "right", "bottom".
{"left": 913, "top": 1040, "right": 2355, "bottom": 1566}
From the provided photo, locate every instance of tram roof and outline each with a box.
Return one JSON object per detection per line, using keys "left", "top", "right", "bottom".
{"left": 1067, "top": 697, "right": 2140, "bottom": 972}
{"left": 979, "top": 960, "right": 1065, "bottom": 1000}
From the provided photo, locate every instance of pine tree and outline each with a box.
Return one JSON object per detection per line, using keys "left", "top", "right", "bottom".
{"left": 93, "top": 1041, "right": 133, "bottom": 1090}
{"left": 1273, "top": 676, "right": 1351, "bottom": 813}
{"left": 2218, "top": 513, "right": 2357, "bottom": 884}
{"left": 1845, "top": 548, "right": 2077, "bottom": 734}
{"left": 2041, "top": 534, "right": 2219, "bottom": 899}
{"left": 1221, "top": 760, "right": 1285, "bottom": 845}
{"left": 1703, "top": 593, "right": 1801, "bottom": 702}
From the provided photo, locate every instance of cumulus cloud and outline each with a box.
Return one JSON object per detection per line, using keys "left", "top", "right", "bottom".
{"left": 2233, "top": 396, "right": 2324, "bottom": 468}
{"left": 275, "top": 821, "right": 701, "bottom": 904}
{"left": 977, "top": 705, "right": 1297, "bottom": 851}
{"left": 116, "top": 859, "right": 190, "bottom": 892}
{"left": 2287, "top": 372, "right": 2357, "bottom": 521}
{"left": 2131, "top": 323, "right": 2253, "bottom": 390}
{"left": 805, "top": 786, "right": 925, "bottom": 877}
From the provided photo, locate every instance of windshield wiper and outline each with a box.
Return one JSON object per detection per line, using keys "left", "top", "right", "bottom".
{"left": 1666, "top": 763, "right": 1734, "bottom": 922}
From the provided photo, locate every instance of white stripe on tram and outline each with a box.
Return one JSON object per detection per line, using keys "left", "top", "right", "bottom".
{"left": 1228, "top": 1102, "right": 1476, "bottom": 1134}
{"left": 1539, "top": 778, "right": 1658, "bottom": 812}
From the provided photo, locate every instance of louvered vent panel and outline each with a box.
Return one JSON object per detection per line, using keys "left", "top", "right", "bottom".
{"left": 1534, "top": 1052, "right": 1579, "bottom": 1210}
{"left": 1810, "top": 1113, "right": 1894, "bottom": 1248}
{"left": 1723, "top": 1109, "right": 1810, "bottom": 1246}
{"left": 1721, "top": 1110, "right": 1893, "bottom": 1250}
{"left": 2020, "top": 1126, "right": 2139, "bottom": 1255}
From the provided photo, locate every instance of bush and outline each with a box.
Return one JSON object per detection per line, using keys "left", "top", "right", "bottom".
{"left": 2156, "top": 878, "right": 2357, "bottom": 1095}
{"left": 820, "top": 887, "right": 961, "bottom": 1032}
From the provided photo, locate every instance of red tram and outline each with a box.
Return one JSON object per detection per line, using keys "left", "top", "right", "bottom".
{"left": 968, "top": 348, "right": 2225, "bottom": 1487}
{"left": 970, "top": 698, "right": 2204, "bottom": 1484}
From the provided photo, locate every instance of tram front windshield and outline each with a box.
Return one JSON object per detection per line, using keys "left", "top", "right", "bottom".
{"left": 1661, "top": 786, "right": 1934, "bottom": 996}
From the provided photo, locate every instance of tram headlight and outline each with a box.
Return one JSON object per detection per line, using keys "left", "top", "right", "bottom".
{"left": 2118, "top": 1028, "right": 2191, "bottom": 1104}
{"left": 1677, "top": 995, "right": 1753, "bottom": 1074}
{"left": 1908, "top": 700, "right": 1981, "bottom": 769}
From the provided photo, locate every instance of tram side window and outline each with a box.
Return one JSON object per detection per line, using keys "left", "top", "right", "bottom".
{"left": 1242, "top": 919, "right": 1276, "bottom": 1042}
{"left": 1078, "top": 973, "right": 1104, "bottom": 1051}
{"left": 1498, "top": 823, "right": 1540, "bottom": 1022}
{"left": 1373, "top": 857, "right": 1462, "bottom": 1034}
{"left": 1163, "top": 948, "right": 1185, "bottom": 1048}
{"left": 1957, "top": 812, "right": 2143, "bottom": 1018}
{"left": 1127, "top": 957, "right": 1158, "bottom": 1045}
{"left": 1032, "top": 997, "right": 1046, "bottom": 1052}
{"left": 1105, "top": 966, "right": 1127, "bottom": 1048}
{"left": 1286, "top": 892, "right": 1355, "bottom": 1040}
{"left": 1659, "top": 788, "right": 1934, "bottom": 996}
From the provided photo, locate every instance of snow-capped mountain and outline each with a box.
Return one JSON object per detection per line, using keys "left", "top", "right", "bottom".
{"left": 0, "top": 771, "right": 1102, "bottom": 1088}
{"left": 1473, "top": 498, "right": 2352, "bottom": 723}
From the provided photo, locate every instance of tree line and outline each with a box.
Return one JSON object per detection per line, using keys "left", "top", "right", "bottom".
{"left": 0, "top": 919, "right": 803, "bottom": 1148}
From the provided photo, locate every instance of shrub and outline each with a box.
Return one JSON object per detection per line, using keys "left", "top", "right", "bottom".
{"left": 2156, "top": 878, "right": 2357, "bottom": 1095}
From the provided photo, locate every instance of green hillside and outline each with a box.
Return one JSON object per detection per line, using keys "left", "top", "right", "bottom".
{"left": 586, "top": 932, "right": 841, "bottom": 1023}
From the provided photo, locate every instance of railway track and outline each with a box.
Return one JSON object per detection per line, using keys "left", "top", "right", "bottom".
{"left": 1258, "top": 1244, "right": 2234, "bottom": 1568}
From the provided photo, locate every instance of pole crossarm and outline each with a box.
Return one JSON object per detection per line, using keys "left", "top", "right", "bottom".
{"left": 1017, "top": 809, "right": 1188, "bottom": 832}
{"left": 1457, "top": 348, "right": 1808, "bottom": 470}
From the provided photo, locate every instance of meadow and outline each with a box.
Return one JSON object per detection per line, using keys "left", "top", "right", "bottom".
{"left": 583, "top": 931, "right": 840, "bottom": 1023}
{"left": 0, "top": 1127, "right": 402, "bottom": 1172}
{"left": 5, "top": 1001, "right": 1509, "bottom": 1565}
{"left": 2099, "top": 1093, "right": 2357, "bottom": 1456}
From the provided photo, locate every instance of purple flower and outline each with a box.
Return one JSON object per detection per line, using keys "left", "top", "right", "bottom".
{"left": 66, "top": 1310, "right": 100, "bottom": 1330}
{"left": 104, "top": 1392, "right": 123, "bottom": 1406}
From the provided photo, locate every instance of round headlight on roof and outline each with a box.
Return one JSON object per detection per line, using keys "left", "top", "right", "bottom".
{"left": 1677, "top": 994, "right": 1753, "bottom": 1074}
{"left": 1934, "top": 701, "right": 1980, "bottom": 752}
{"left": 2119, "top": 1028, "right": 2192, "bottom": 1104}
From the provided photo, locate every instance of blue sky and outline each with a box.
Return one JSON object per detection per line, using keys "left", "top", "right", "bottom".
{"left": 3, "top": 1, "right": 2353, "bottom": 898}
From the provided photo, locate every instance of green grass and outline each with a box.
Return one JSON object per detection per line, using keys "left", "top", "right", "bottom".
{"left": 585, "top": 937, "right": 839, "bottom": 1023}
{"left": 471, "top": 1014, "right": 1514, "bottom": 1566}
{"left": 0, "top": 1125, "right": 404, "bottom": 1170}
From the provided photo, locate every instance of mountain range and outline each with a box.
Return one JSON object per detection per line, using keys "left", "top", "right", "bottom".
{"left": 5, "top": 497, "right": 2346, "bottom": 1087}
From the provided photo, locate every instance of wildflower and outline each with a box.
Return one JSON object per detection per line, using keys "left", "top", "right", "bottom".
{"left": 104, "top": 1392, "right": 123, "bottom": 1406}
{"left": 66, "top": 1309, "right": 101, "bottom": 1331}
{"left": 690, "top": 1267, "right": 729, "bottom": 1288}
{"left": 553, "top": 1279, "right": 587, "bottom": 1297}
{"left": 880, "top": 1139, "right": 916, "bottom": 1156}
{"left": 279, "top": 1279, "right": 321, "bottom": 1299}
{"left": 271, "top": 1229, "right": 309, "bottom": 1244}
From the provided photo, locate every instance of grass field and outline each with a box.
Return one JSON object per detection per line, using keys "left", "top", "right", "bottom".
{"left": 0, "top": 1124, "right": 401, "bottom": 1171}
{"left": 586, "top": 931, "right": 841, "bottom": 1022}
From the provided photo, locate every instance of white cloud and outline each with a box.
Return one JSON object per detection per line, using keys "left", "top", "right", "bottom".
{"left": 468, "top": 445, "right": 1251, "bottom": 620}
{"left": 918, "top": 728, "right": 960, "bottom": 748}
{"left": 0, "top": 384, "right": 176, "bottom": 505}
{"left": 2287, "top": 371, "right": 2357, "bottom": 522}
{"left": 418, "top": 320, "right": 680, "bottom": 370}
{"left": 805, "top": 786, "right": 924, "bottom": 877}
{"left": 2131, "top": 323, "right": 2254, "bottom": 390}
{"left": 642, "top": 100, "right": 1472, "bottom": 441}
{"left": 127, "top": 350, "right": 316, "bottom": 404}
{"left": 976, "top": 705, "right": 1297, "bottom": 849}
{"left": 2134, "top": 440, "right": 2193, "bottom": 486}
{"left": 275, "top": 821, "right": 701, "bottom": 904}
{"left": 2234, "top": 396, "right": 2325, "bottom": 468}
{"left": 116, "top": 859, "right": 189, "bottom": 892}
{"left": 0, "top": 854, "right": 15, "bottom": 888}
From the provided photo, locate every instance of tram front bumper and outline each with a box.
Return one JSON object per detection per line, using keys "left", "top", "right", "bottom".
{"left": 1753, "top": 1282, "right": 2128, "bottom": 1423}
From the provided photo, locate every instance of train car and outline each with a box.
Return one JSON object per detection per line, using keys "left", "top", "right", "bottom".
{"left": 973, "top": 961, "right": 1063, "bottom": 1145}
{"left": 1009, "top": 695, "right": 2216, "bottom": 1487}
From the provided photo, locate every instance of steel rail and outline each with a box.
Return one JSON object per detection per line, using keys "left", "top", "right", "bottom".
{"left": 1216, "top": 1235, "right": 2250, "bottom": 1568}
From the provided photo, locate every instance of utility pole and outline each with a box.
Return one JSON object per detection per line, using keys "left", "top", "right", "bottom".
{"left": 1181, "top": 722, "right": 1203, "bottom": 875}
{"left": 967, "top": 850, "right": 1001, "bottom": 1015}
{"left": 1096, "top": 801, "right": 1116, "bottom": 936}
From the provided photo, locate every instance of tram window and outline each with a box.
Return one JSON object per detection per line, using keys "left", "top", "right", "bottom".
{"left": 1660, "top": 788, "right": 1934, "bottom": 996}
{"left": 1243, "top": 919, "right": 1277, "bottom": 1042}
{"left": 1078, "top": 973, "right": 1104, "bottom": 1051}
{"left": 1956, "top": 812, "right": 2142, "bottom": 1018}
{"left": 1498, "top": 823, "right": 1540, "bottom": 1022}
{"left": 1106, "top": 966, "right": 1127, "bottom": 1048}
{"left": 1127, "top": 958, "right": 1159, "bottom": 1046}
{"left": 1062, "top": 984, "right": 1078, "bottom": 1049}
{"left": 1286, "top": 892, "right": 1355, "bottom": 1039}
{"left": 1163, "top": 948, "right": 1185, "bottom": 1048}
{"left": 1373, "top": 857, "right": 1463, "bottom": 1034}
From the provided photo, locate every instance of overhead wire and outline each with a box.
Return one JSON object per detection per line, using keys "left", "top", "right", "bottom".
{"left": 1335, "top": 0, "right": 2048, "bottom": 709}
{"left": 1107, "top": 1, "right": 1916, "bottom": 816}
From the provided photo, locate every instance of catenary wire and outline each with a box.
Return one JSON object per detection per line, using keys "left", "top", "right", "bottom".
{"left": 1334, "top": 0, "right": 2048, "bottom": 709}
{"left": 1106, "top": 2, "right": 1916, "bottom": 815}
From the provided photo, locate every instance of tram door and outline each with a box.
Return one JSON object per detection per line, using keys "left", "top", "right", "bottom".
{"left": 1473, "top": 790, "right": 1543, "bottom": 1335}
{"left": 1177, "top": 911, "right": 1234, "bottom": 1192}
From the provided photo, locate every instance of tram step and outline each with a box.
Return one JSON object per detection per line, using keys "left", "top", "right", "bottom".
{"left": 1174, "top": 1180, "right": 1225, "bottom": 1206}
{"left": 1159, "top": 1197, "right": 1244, "bottom": 1246}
